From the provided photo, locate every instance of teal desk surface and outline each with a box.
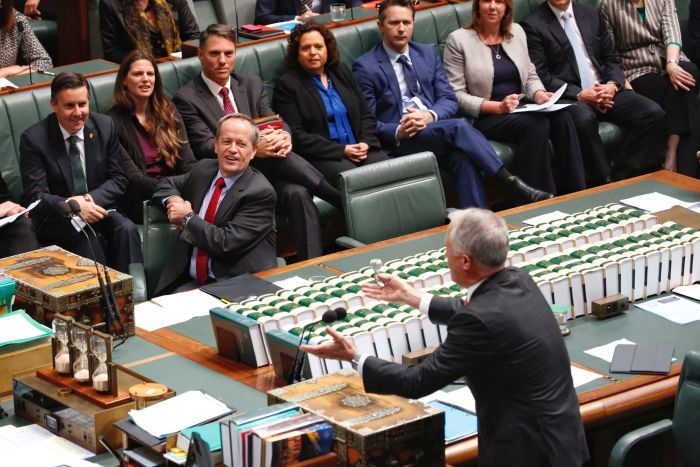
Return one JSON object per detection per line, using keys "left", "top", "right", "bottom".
{"left": 7, "top": 59, "right": 118, "bottom": 88}
{"left": 310, "top": 6, "right": 378, "bottom": 23}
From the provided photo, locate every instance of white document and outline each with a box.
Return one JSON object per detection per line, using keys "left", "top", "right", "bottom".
{"left": 136, "top": 289, "right": 223, "bottom": 331}
{"left": 512, "top": 83, "right": 567, "bottom": 113}
{"left": 129, "top": 390, "right": 232, "bottom": 438}
{"left": 437, "top": 386, "right": 477, "bottom": 413}
{"left": 635, "top": 295, "right": 700, "bottom": 325}
{"left": 584, "top": 338, "right": 636, "bottom": 362}
{"left": 672, "top": 284, "right": 700, "bottom": 301}
{"left": 0, "top": 312, "right": 50, "bottom": 346}
{"left": 0, "top": 199, "right": 40, "bottom": 229}
{"left": 0, "top": 424, "right": 93, "bottom": 467}
{"left": 570, "top": 365, "right": 602, "bottom": 388}
{"left": 0, "top": 77, "right": 18, "bottom": 89}
{"left": 274, "top": 275, "right": 311, "bottom": 289}
{"left": 620, "top": 192, "right": 694, "bottom": 213}
{"left": 522, "top": 210, "right": 570, "bottom": 226}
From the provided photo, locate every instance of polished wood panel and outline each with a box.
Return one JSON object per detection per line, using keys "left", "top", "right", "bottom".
{"left": 42, "top": 0, "right": 91, "bottom": 65}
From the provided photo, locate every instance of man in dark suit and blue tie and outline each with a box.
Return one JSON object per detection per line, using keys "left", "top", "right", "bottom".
{"left": 352, "top": 0, "right": 552, "bottom": 209}
{"left": 152, "top": 113, "right": 277, "bottom": 295}
{"left": 521, "top": 0, "right": 665, "bottom": 182}
{"left": 20, "top": 73, "right": 142, "bottom": 273}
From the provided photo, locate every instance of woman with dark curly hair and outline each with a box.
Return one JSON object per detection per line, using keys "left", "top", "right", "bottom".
{"left": 273, "top": 22, "right": 388, "bottom": 186}
{"left": 108, "top": 50, "right": 196, "bottom": 223}
{"left": 99, "top": 0, "right": 199, "bottom": 64}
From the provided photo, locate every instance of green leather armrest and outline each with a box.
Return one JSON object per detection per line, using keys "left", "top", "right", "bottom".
{"left": 128, "top": 262, "right": 147, "bottom": 304}
{"left": 336, "top": 236, "right": 367, "bottom": 249}
{"left": 608, "top": 418, "right": 673, "bottom": 467}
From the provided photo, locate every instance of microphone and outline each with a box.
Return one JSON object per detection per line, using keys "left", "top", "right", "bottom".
{"left": 66, "top": 199, "right": 123, "bottom": 334}
{"left": 288, "top": 307, "right": 347, "bottom": 384}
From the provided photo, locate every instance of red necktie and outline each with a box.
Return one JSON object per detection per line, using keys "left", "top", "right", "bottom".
{"left": 196, "top": 177, "right": 226, "bottom": 285}
{"left": 220, "top": 87, "right": 236, "bottom": 114}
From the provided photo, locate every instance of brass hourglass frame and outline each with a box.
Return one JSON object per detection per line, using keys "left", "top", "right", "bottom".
{"left": 89, "top": 329, "right": 118, "bottom": 396}
{"left": 51, "top": 314, "right": 75, "bottom": 376}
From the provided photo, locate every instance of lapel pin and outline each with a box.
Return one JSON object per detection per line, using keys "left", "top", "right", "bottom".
{"left": 88, "top": 132, "right": 94, "bottom": 139}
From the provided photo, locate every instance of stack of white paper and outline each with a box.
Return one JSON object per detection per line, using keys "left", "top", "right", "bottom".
{"left": 0, "top": 424, "right": 94, "bottom": 467}
{"left": 135, "top": 289, "right": 224, "bottom": 331}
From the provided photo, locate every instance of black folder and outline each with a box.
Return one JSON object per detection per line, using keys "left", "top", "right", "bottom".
{"left": 610, "top": 344, "right": 674, "bottom": 375}
{"left": 199, "top": 273, "right": 281, "bottom": 303}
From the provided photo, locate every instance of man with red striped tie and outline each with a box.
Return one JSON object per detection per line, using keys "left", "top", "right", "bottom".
{"left": 152, "top": 113, "right": 277, "bottom": 296}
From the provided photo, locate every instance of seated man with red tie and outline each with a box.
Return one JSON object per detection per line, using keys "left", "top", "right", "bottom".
{"left": 151, "top": 113, "right": 277, "bottom": 295}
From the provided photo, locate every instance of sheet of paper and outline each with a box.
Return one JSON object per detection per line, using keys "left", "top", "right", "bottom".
{"left": 0, "top": 311, "right": 53, "bottom": 347}
{"left": 512, "top": 83, "right": 567, "bottom": 113}
{"left": 267, "top": 19, "right": 301, "bottom": 32}
{"left": 620, "top": 192, "right": 694, "bottom": 213}
{"left": 584, "top": 338, "right": 636, "bottom": 362}
{"left": 672, "top": 284, "right": 700, "bottom": 301}
{"left": 0, "top": 199, "right": 40, "bottom": 229}
{"left": 570, "top": 365, "right": 602, "bottom": 388}
{"left": 129, "top": 390, "right": 232, "bottom": 438}
{"left": 0, "top": 424, "right": 93, "bottom": 467}
{"left": 0, "top": 77, "right": 18, "bottom": 89}
{"left": 522, "top": 210, "right": 570, "bottom": 226}
{"left": 134, "top": 301, "right": 180, "bottom": 332}
{"left": 274, "top": 275, "right": 311, "bottom": 289}
{"left": 437, "top": 386, "right": 477, "bottom": 414}
{"left": 635, "top": 295, "right": 700, "bottom": 325}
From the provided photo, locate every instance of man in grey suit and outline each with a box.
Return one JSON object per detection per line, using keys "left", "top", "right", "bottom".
{"left": 173, "top": 24, "right": 341, "bottom": 261}
{"left": 152, "top": 113, "right": 277, "bottom": 296}
{"left": 302, "top": 208, "right": 589, "bottom": 467}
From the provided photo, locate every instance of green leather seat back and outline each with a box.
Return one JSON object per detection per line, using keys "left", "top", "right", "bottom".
{"left": 88, "top": 74, "right": 116, "bottom": 113}
{"left": 356, "top": 20, "right": 383, "bottom": 53}
{"left": 142, "top": 200, "right": 180, "bottom": 298}
{"left": 172, "top": 57, "right": 202, "bottom": 89}
{"left": 236, "top": 46, "right": 262, "bottom": 78}
{"left": 253, "top": 41, "right": 288, "bottom": 101}
{"left": 89, "top": 0, "right": 103, "bottom": 58}
{"left": 157, "top": 61, "right": 181, "bottom": 98}
{"left": 192, "top": 0, "right": 219, "bottom": 29}
{"left": 413, "top": 9, "right": 440, "bottom": 46}
{"left": 29, "top": 19, "right": 58, "bottom": 63}
{"left": 672, "top": 350, "right": 700, "bottom": 465}
{"left": 332, "top": 26, "right": 366, "bottom": 69}
{"left": 0, "top": 103, "right": 21, "bottom": 201}
{"left": 339, "top": 152, "right": 447, "bottom": 244}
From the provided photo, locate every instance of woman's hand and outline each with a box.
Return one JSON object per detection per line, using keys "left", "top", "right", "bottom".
{"left": 344, "top": 142, "right": 369, "bottom": 163}
{"left": 0, "top": 65, "right": 30, "bottom": 78}
{"left": 24, "top": 0, "right": 41, "bottom": 17}
{"left": 667, "top": 62, "right": 696, "bottom": 91}
{"left": 499, "top": 94, "right": 521, "bottom": 114}
{"left": 533, "top": 90, "right": 553, "bottom": 105}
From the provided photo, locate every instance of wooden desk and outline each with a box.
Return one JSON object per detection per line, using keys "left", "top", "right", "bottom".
{"left": 0, "top": 60, "right": 118, "bottom": 96}
{"left": 137, "top": 171, "right": 699, "bottom": 466}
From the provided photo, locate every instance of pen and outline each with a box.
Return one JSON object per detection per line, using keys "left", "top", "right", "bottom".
{"left": 517, "top": 94, "right": 525, "bottom": 101}
{"left": 37, "top": 70, "right": 56, "bottom": 76}
{"left": 304, "top": 4, "right": 312, "bottom": 13}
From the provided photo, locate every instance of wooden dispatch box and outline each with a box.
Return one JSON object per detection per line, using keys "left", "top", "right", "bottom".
{"left": 0, "top": 246, "right": 134, "bottom": 336}
{"left": 268, "top": 370, "right": 445, "bottom": 467}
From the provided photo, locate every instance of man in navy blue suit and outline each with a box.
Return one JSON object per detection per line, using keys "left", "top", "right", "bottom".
{"left": 352, "top": 0, "right": 552, "bottom": 208}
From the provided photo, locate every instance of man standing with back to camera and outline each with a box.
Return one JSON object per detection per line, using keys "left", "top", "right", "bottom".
{"left": 302, "top": 208, "right": 589, "bottom": 467}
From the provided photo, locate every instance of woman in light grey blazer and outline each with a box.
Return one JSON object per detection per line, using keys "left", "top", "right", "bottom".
{"left": 443, "top": 0, "right": 586, "bottom": 193}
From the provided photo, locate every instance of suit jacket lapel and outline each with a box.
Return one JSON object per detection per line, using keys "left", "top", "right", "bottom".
{"left": 302, "top": 70, "right": 328, "bottom": 124}
{"left": 543, "top": 5, "right": 581, "bottom": 83}
{"left": 214, "top": 167, "right": 251, "bottom": 224}
{"left": 48, "top": 115, "right": 75, "bottom": 194}
{"left": 331, "top": 68, "right": 360, "bottom": 134}
{"left": 572, "top": 4, "right": 598, "bottom": 73}
{"left": 192, "top": 161, "right": 220, "bottom": 213}
{"left": 375, "top": 46, "right": 403, "bottom": 112}
{"left": 195, "top": 75, "right": 225, "bottom": 126}
{"left": 230, "top": 74, "right": 251, "bottom": 116}
{"left": 83, "top": 121, "right": 98, "bottom": 191}
{"left": 408, "top": 43, "right": 434, "bottom": 106}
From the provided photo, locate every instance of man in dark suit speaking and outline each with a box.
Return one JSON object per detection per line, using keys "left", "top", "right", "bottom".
{"left": 152, "top": 113, "right": 277, "bottom": 295}
{"left": 20, "top": 72, "right": 142, "bottom": 273}
{"left": 302, "top": 208, "right": 589, "bottom": 467}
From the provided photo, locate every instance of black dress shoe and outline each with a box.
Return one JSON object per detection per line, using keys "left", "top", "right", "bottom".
{"left": 507, "top": 176, "right": 554, "bottom": 203}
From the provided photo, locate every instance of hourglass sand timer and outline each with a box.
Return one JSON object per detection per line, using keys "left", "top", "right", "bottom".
{"left": 71, "top": 324, "right": 91, "bottom": 384}
{"left": 52, "top": 315, "right": 73, "bottom": 375}
{"left": 89, "top": 330, "right": 116, "bottom": 394}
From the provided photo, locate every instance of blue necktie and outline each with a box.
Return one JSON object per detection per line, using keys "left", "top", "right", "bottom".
{"left": 561, "top": 12, "right": 597, "bottom": 90}
{"left": 397, "top": 55, "right": 421, "bottom": 98}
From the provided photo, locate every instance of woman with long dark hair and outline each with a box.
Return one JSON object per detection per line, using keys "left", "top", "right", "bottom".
{"left": 108, "top": 50, "right": 195, "bottom": 223}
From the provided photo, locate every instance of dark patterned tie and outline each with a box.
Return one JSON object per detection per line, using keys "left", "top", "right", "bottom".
{"left": 220, "top": 87, "right": 236, "bottom": 114}
{"left": 397, "top": 55, "right": 420, "bottom": 98}
{"left": 67, "top": 135, "right": 88, "bottom": 195}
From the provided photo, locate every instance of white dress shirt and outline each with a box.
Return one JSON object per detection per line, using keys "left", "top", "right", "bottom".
{"left": 201, "top": 72, "right": 239, "bottom": 113}
{"left": 58, "top": 124, "right": 86, "bottom": 178}
{"left": 548, "top": 2, "right": 601, "bottom": 84}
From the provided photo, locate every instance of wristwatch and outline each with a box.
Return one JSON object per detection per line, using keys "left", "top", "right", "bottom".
{"left": 351, "top": 353, "right": 362, "bottom": 371}
{"left": 181, "top": 211, "right": 195, "bottom": 228}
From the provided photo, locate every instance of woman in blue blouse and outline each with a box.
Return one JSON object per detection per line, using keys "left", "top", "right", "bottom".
{"left": 273, "top": 22, "right": 388, "bottom": 187}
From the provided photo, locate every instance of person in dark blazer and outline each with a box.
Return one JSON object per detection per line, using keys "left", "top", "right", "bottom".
{"left": 688, "top": 0, "right": 700, "bottom": 67}
{"left": 108, "top": 50, "right": 196, "bottom": 224}
{"left": 99, "top": 0, "right": 199, "bottom": 64}
{"left": 302, "top": 208, "right": 589, "bottom": 467}
{"left": 174, "top": 24, "right": 342, "bottom": 260}
{"left": 152, "top": 113, "right": 277, "bottom": 295}
{"left": 0, "top": 173, "right": 40, "bottom": 258}
{"left": 273, "top": 22, "right": 388, "bottom": 186}
{"left": 352, "top": 0, "right": 552, "bottom": 209}
{"left": 255, "top": 0, "right": 359, "bottom": 25}
{"left": 20, "top": 73, "right": 142, "bottom": 273}
{"left": 443, "top": 0, "right": 585, "bottom": 194}
{"left": 521, "top": 0, "right": 665, "bottom": 183}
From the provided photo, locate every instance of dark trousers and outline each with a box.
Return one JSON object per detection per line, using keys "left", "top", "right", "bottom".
{"left": 252, "top": 151, "right": 335, "bottom": 260}
{"left": 474, "top": 110, "right": 586, "bottom": 194}
{"left": 388, "top": 119, "right": 503, "bottom": 208}
{"left": 567, "top": 90, "right": 665, "bottom": 181}
{"left": 0, "top": 216, "right": 40, "bottom": 258}
{"left": 36, "top": 211, "right": 143, "bottom": 273}
{"left": 631, "top": 61, "right": 700, "bottom": 176}
{"left": 311, "top": 150, "right": 390, "bottom": 187}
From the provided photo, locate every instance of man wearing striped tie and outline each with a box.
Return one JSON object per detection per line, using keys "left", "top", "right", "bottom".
{"left": 151, "top": 113, "right": 277, "bottom": 295}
